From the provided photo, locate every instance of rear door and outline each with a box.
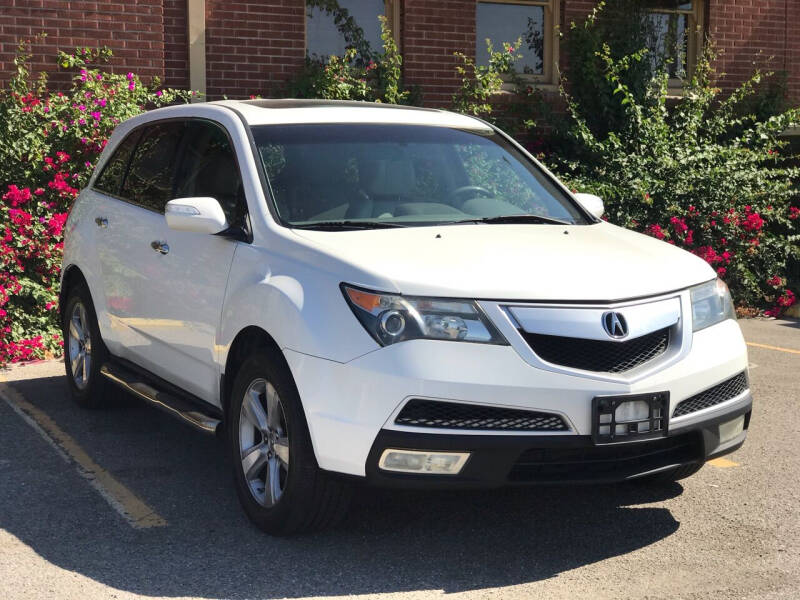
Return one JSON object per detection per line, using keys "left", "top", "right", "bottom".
{"left": 94, "top": 120, "right": 186, "bottom": 372}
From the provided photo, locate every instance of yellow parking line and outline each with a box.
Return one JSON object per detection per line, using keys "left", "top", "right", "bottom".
{"left": 0, "top": 382, "right": 167, "bottom": 529}
{"left": 708, "top": 457, "right": 739, "bottom": 468}
{"left": 746, "top": 342, "right": 800, "bottom": 355}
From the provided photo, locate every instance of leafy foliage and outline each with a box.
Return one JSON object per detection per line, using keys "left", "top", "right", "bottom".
{"left": 0, "top": 39, "right": 189, "bottom": 363}
{"left": 552, "top": 43, "right": 800, "bottom": 314}
{"left": 288, "top": 16, "right": 414, "bottom": 104}
{"left": 451, "top": 38, "right": 521, "bottom": 120}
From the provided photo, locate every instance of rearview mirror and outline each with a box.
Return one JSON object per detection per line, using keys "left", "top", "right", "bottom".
{"left": 573, "top": 193, "right": 605, "bottom": 219}
{"left": 165, "top": 197, "right": 228, "bottom": 235}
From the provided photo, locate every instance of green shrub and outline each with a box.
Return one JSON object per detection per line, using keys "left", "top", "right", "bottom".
{"left": 552, "top": 43, "right": 800, "bottom": 314}
{"left": 0, "top": 40, "right": 189, "bottom": 362}
{"left": 451, "top": 38, "right": 521, "bottom": 120}
{"left": 288, "top": 16, "right": 414, "bottom": 105}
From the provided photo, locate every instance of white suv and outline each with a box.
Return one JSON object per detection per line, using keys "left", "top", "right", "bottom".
{"left": 61, "top": 100, "right": 751, "bottom": 534}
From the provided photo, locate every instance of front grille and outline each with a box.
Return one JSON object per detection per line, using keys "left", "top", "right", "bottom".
{"left": 394, "top": 399, "right": 569, "bottom": 432}
{"left": 520, "top": 327, "right": 670, "bottom": 373}
{"left": 673, "top": 372, "right": 749, "bottom": 418}
{"left": 508, "top": 433, "right": 702, "bottom": 483}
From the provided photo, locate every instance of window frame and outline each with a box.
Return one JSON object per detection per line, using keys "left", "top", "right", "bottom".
{"left": 173, "top": 119, "right": 251, "bottom": 232}
{"left": 93, "top": 117, "right": 250, "bottom": 229}
{"left": 304, "top": 0, "right": 401, "bottom": 59}
{"left": 118, "top": 119, "right": 188, "bottom": 214}
{"left": 476, "top": 0, "right": 560, "bottom": 86}
{"left": 644, "top": 1, "right": 705, "bottom": 88}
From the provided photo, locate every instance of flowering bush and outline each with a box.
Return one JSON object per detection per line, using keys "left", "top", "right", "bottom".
{"left": 549, "top": 43, "right": 800, "bottom": 315}
{"left": 0, "top": 40, "right": 189, "bottom": 363}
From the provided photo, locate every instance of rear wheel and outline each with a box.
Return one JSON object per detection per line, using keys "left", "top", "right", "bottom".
{"left": 62, "top": 283, "right": 112, "bottom": 409}
{"left": 227, "top": 350, "right": 351, "bottom": 535}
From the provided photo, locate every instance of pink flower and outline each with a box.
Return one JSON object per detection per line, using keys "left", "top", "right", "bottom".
{"left": 790, "top": 207, "right": 799, "bottom": 220}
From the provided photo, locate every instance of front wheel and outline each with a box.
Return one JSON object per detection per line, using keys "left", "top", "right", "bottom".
{"left": 227, "top": 350, "right": 351, "bottom": 535}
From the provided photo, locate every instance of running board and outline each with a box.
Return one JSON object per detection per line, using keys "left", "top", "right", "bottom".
{"left": 100, "top": 363, "right": 221, "bottom": 435}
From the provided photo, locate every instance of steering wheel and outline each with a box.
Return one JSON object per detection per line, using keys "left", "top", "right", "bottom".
{"left": 448, "top": 185, "right": 493, "bottom": 204}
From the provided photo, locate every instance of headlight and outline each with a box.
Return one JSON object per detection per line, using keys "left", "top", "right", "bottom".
{"left": 690, "top": 278, "right": 736, "bottom": 332}
{"left": 342, "top": 285, "right": 507, "bottom": 346}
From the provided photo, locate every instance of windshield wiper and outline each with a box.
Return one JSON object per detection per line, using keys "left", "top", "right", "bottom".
{"left": 291, "top": 220, "right": 408, "bottom": 230}
{"left": 444, "top": 214, "right": 573, "bottom": 226}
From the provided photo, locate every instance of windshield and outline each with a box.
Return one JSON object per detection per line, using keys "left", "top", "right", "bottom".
{"left": 252, "top": 124, "right": 589, "bottom": 228}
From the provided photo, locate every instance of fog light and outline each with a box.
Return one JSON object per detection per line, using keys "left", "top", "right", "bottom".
{"left": 719, "top": 415, "right": 745, "bottom": 444}
{"left": 378, "top": 449, "right": 470, "bottom": 474}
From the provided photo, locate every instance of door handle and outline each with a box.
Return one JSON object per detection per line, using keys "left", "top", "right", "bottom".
{"left": 95, "top": 217, "right": 108, "bottom": 228}
{"left": 150, "top": 240, "right": 170, "bottom": 255}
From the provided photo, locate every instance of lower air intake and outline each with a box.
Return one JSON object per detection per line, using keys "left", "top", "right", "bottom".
{"left": 673, "top": 372, "right": 749, "bottom": 418}
{"left": 395, "top": 399, "right": 568, "bottom": 432}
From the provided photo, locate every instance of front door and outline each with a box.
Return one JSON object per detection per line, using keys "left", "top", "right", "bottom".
{"left": 127, "top": 119, "right": 247, "bottom": 403}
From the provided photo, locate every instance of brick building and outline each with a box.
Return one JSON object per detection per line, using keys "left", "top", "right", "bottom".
{"left": 1, "top": 1, "right": 798, "bottom": 108}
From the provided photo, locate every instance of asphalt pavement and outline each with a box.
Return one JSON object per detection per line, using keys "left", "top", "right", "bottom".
{"left": 0, "top": 318, "right": 798, "bottom": 600}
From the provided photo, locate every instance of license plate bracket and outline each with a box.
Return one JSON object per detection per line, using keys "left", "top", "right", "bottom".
{"left": 592, "top": 392, "right": 669, "bottom": 445}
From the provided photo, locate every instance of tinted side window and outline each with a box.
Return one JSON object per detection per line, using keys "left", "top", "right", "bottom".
{"left": 121, "top": 121, "right": 185, "bottom": 212}
{"left": 94, "top": 129, "right": 141, "bottom": 196}
{"left": 174, "top": 121, "right": 246, "bottom": 227}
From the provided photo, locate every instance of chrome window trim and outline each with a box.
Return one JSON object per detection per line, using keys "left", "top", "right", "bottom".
{"left": 479, "top": 289, "right": 693, "bottom": 384}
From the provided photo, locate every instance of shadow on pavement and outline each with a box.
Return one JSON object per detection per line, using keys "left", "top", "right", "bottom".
{"left": 1, "top": 373, "right": 682, "bottom": 599}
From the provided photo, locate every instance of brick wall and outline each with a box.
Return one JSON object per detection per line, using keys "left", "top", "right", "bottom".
{"left": 1, "top": 1, "right": 799, "bottom": 105}
{"left": 204, "top": 0, "right": 305, "bottom": 99}
{"left": 710, "top": 0, "right": 799, "bottom": 102}
{"left": 401, "top": 0, "right": 476, "bottom": 107}
{"left": 0, "top": 0, "right": 166, "bottom": 88}
{"left": 164, "top": 0, "right": 189, "bottom": 88}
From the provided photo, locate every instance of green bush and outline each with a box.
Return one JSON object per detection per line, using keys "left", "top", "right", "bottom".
{"left": 552, "top": 43, "right": 800, "bottom": 314}
{"left": 288, "top": 16, "right": 414, "bottom": 105}
{"left": 0, "top": 40, "right": 189, "bottom": 362}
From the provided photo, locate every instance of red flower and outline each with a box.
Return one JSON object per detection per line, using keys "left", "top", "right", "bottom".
{"left": 790, "top": 207, "right": 799, "bottom": 220}
{"left": 767, "top": 275, "right": 783, "bottom": 287}
{"left": 647, "top": 224, "right": 665, "bottom": 240}
{"left": 741, "top": 212, "right": 764, "bottom": 232}
{"left": 2, "top": 185, "right": 32, "bottom": 207}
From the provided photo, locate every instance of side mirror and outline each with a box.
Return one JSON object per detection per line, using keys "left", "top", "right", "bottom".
{"left": 165, "top": 197, "right": 228, "bottom": 235}
{"left": 574, "top": 193, "right": 605, "bottom": 219}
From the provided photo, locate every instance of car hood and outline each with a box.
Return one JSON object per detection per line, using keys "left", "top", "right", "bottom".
{"left": 291, "top": 221, "right": 715, "bottom": 301}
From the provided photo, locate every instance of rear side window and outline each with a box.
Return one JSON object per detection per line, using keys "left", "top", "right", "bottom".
{"left": 94, "top": 129, "right": 141, "bottom": 196}
{"left": 174, "top": 120, "right": 247, "bottom": 226}
{"left": 121, "top": 121, "right": 185, "bottom": 212}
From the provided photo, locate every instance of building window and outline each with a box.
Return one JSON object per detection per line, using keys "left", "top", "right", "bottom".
{"left": 476, "top": 1, "right": 558, "bottom": 82}
{"left": 306, "top": 0, "right": 398, "bottom": 61}
{"left": 645, "top": 1, "right": 704, "bottom": 81}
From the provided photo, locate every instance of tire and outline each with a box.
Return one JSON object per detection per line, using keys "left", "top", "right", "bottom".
{"left": 227, "top": 349, "right": 351, "bottom": 535}
{"left": 637, "top": 462, "right": 704, "bottom": 484}
{"left": 62, "top": 283, "right": 113, "bottom": 409}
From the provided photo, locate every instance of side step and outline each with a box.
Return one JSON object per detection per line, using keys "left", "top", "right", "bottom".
{"left": 100, "top": 363, "right": 221, "bottom": 435}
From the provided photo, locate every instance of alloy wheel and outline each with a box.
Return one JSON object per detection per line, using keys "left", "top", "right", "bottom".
{"left": 238, "top": 378, "right": 290, "bottom": 506}
{"left": 67, "top": 301, "right": 92, "bottom": 390}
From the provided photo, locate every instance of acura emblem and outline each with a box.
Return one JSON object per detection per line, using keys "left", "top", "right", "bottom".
{"left": 602, "top": 311, "right": 628, "bottom": 339}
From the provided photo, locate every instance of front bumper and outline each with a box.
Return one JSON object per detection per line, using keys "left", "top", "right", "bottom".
{"left": 285, "top": 318, "right": 750, "bottom": 480}
{"left": 365, "top": 392, "right": 751, "bottom": 488}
